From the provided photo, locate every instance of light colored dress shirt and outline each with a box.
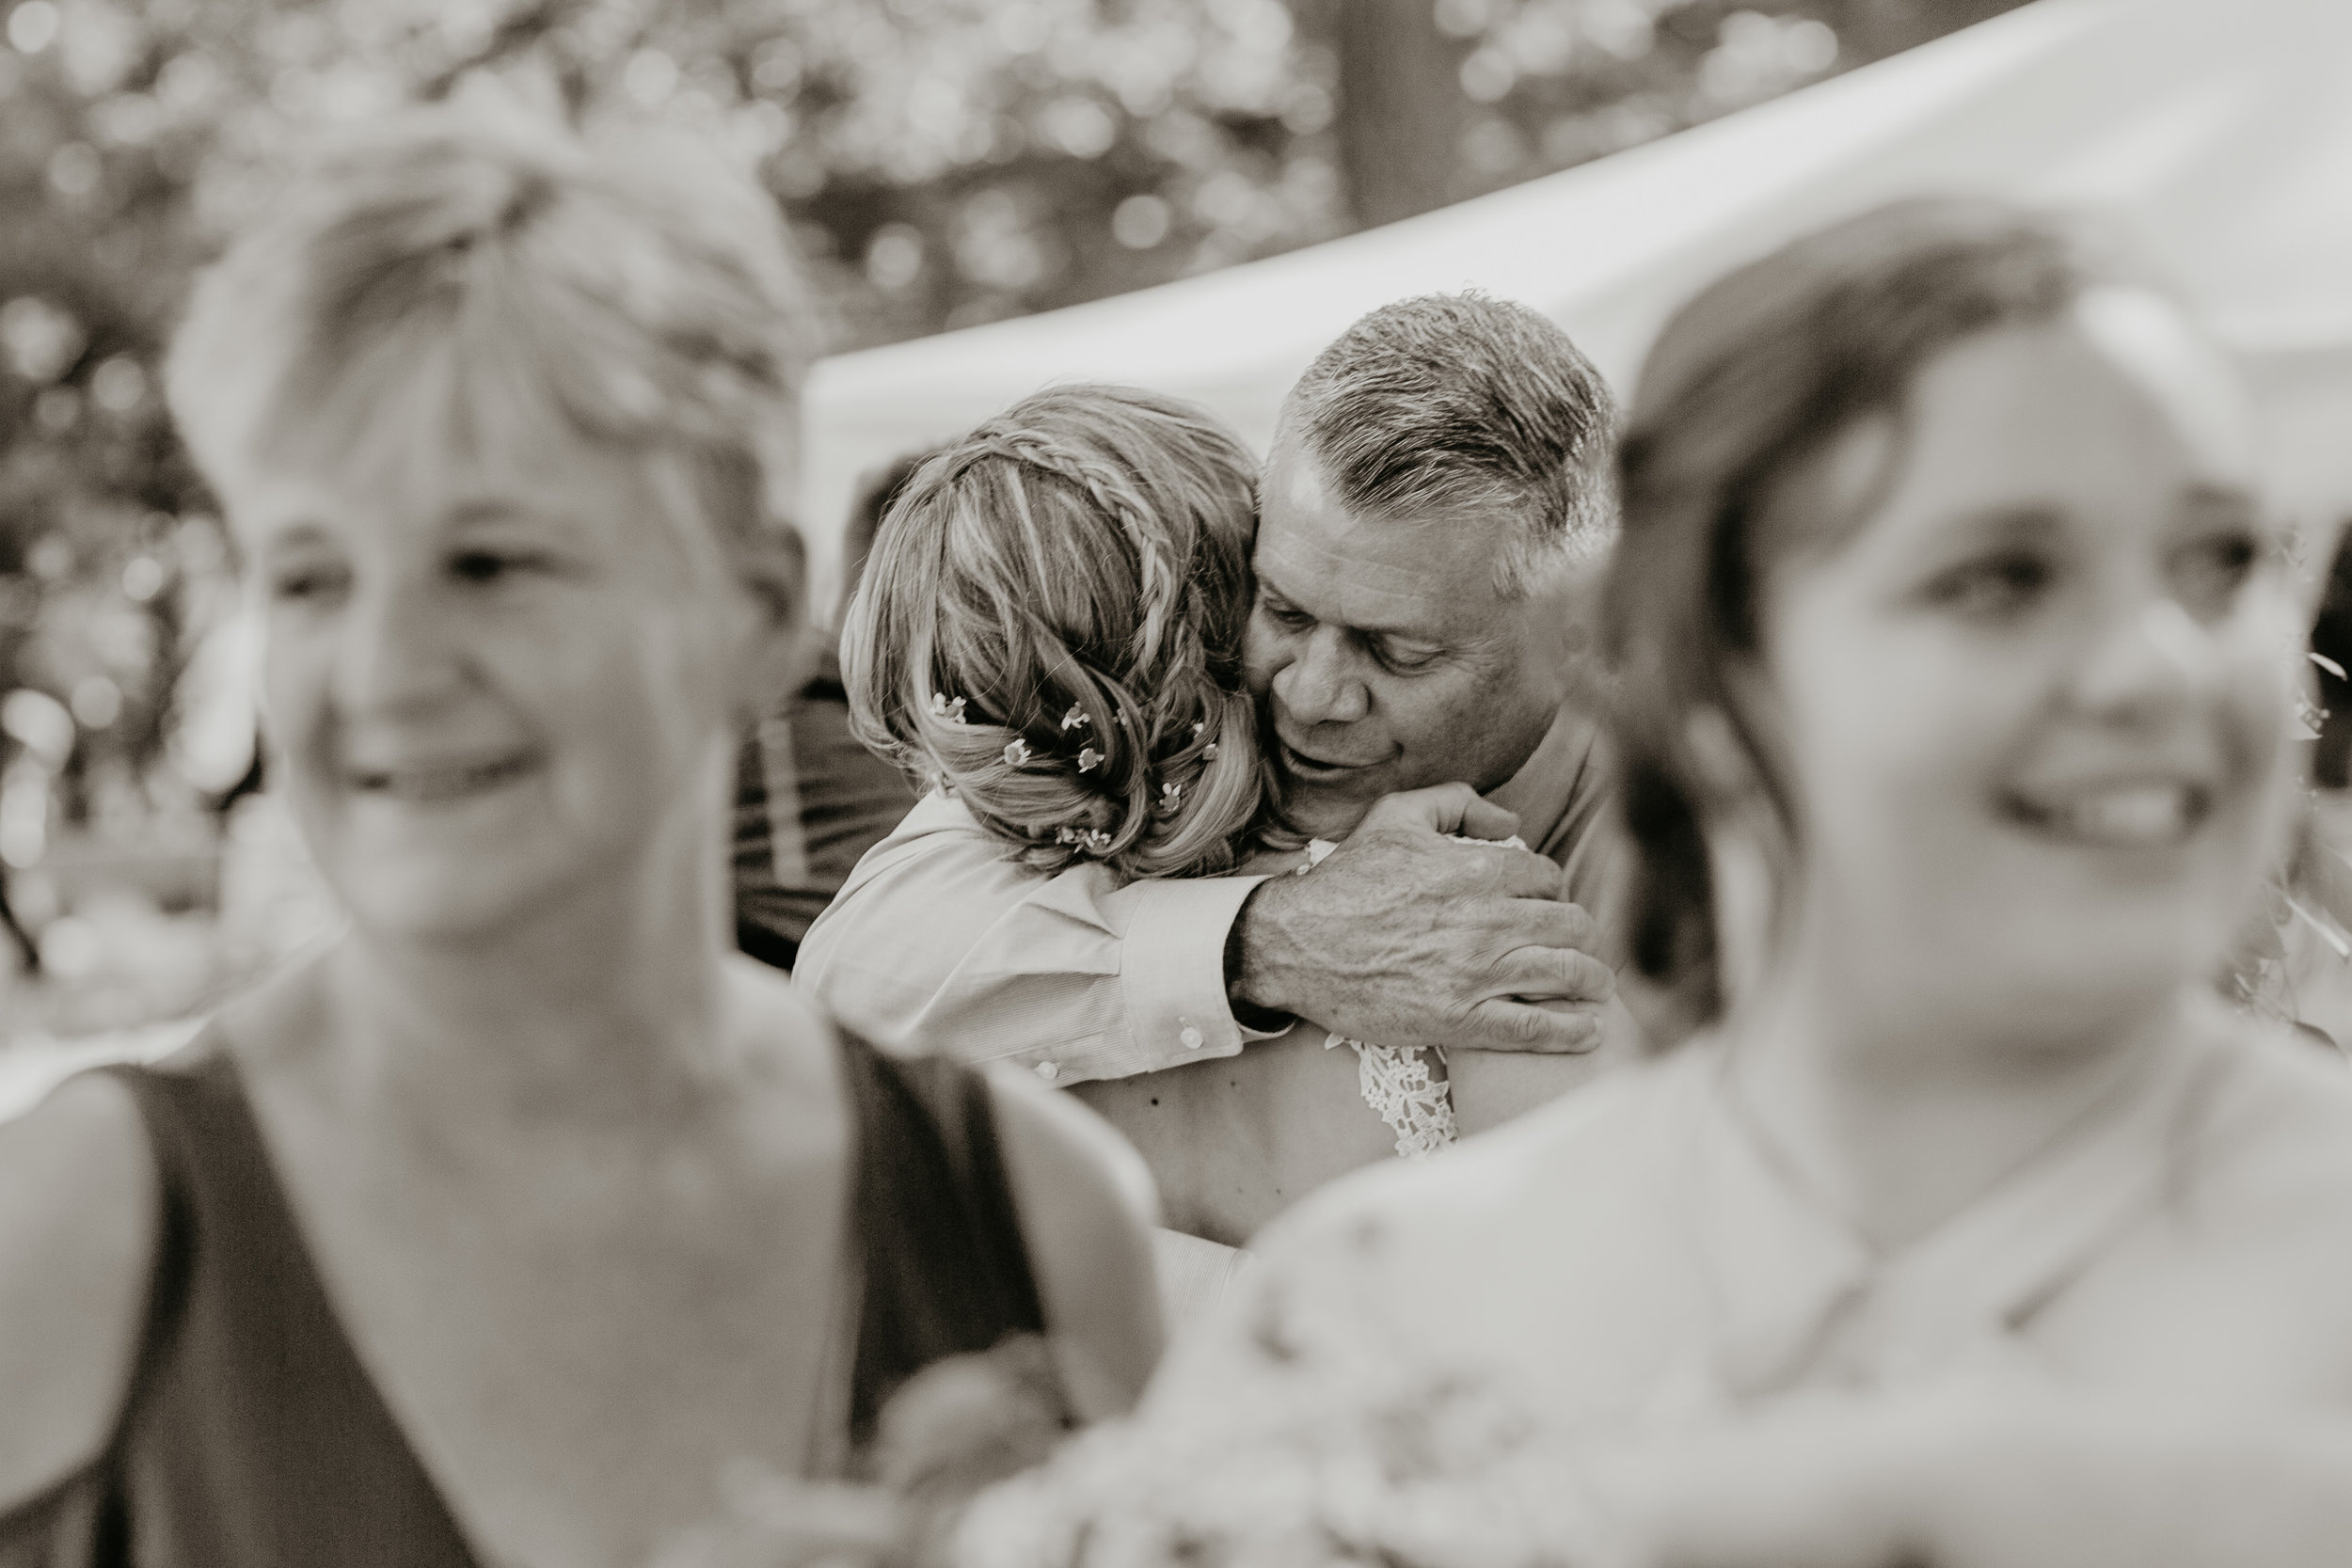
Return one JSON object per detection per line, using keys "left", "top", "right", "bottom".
{"left": 795, "top": 788, "right": 1273, "bottom": 1083}
{"left": 794, "top": 705, "right": 1621, "bottom": 1084}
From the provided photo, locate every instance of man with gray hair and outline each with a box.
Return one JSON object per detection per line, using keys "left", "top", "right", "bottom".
{"left": 799, "top": 293, "right": 1629, "bottom": 1277}
{"left": 1244, "top": 291, "right": 1617, "bottom": 851}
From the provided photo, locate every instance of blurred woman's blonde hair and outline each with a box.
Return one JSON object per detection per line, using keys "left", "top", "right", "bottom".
{"left": 166, "top": 101, "right": 814, "bottom": 591}
{"left": 844, "top": 385, "right": 1288, "bottom": 880}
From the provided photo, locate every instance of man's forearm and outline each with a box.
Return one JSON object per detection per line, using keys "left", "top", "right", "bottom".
{"left": 803, "top": 828, "right": 1278, "bottom": 1080}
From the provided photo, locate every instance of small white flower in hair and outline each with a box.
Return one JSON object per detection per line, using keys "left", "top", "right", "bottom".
{"left": 929, "top": 692, "right": 967, "bottom": 726}
{"left": 1056, "top": 825, "right": 1082, "bottom": 845}
{"left": 1061, "top": 705, "right": 1090, "bottom": 732}
{"left": 1078, "top": 747, "right": 1103, "bottom": 773}
{"left": 1203, "top": 742, "right": 1219, "bottom": 760}
{"left": 1082, "top": 828, "right": 1115, "bottom": 853}
{"left": 1192, "top": 721, "right": 1204, "bottom": 738}
{"left": 1161, "top": 780, "right": 1183, "bottom": 809}
{"left": 1004, "top": 738, "right": 1033, "bottom": 767}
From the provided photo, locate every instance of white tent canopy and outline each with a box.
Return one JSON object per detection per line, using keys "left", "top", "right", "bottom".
{"left": 798, "top": 0, "right": 2352, "bottom": 612}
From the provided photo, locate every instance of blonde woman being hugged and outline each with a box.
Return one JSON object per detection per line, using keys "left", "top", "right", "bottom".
{"left": 0, "top": 108, "right": 1157, "bottom": 1568}
{"left": 834, "top": 388, "right": 1301, "bottom": 1295}
{"left": 843, "top": 388, "right": 1287, "bottom": 901}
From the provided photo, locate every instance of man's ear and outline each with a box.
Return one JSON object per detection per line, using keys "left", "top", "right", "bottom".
{"left": 731, "top": 523, "right": 813, "bottom": 724}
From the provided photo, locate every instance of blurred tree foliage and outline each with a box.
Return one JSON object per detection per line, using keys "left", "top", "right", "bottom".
{"left": 0, "top": 0, "right": 2023, "bottom": 817}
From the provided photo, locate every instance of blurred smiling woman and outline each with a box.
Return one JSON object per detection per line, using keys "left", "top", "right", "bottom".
{"left": 0, "top": 107, "right": 1155, "bottom": 1568}
{"left": 1121, "top": 199, "right": 2352, "bottom": 1489}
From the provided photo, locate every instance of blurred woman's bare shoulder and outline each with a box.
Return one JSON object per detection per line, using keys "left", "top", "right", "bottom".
{"left": 984, "top": 1065, "right": 1163, "bottom": 1418}
{"left": 2201, "top": 1016, "right": 2352, "bottom": 1217}
{"left": 724, "top": 952, "right": 858, "bottom": 1096}
{"left": 2154, "top": 1016, "right": 2352, "bottom": 1399}
{"left": 0, "top": 1068, "right": 158, "bottom": 1513}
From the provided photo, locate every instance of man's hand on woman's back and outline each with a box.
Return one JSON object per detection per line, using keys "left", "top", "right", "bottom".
{"left": 1231, "top": 784, "right": 1615, "bottom": 1054}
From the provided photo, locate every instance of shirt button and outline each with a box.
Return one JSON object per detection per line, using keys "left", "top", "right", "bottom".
{"left": 1034, "top": 1060, "right": 1060, "bottom": 1082}
{"left": 1180, "top": 1025, "right": 1205, "bottom": 1051}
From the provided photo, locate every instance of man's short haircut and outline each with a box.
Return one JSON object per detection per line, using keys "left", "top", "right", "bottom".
{"left": 1280, "top": 292, "right": 1619, "bottom": 594}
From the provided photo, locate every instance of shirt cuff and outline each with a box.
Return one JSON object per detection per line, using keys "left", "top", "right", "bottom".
{"left": 1119, "top": 873, "right": 1272, "bottom": 1069}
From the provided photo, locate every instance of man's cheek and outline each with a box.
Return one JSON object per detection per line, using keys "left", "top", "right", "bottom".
{"left": 1380, "top": 693, "right": 1446, "bottom": 773}
{"left": 1239, "top": 625, "right": 1280, "bottom": 697}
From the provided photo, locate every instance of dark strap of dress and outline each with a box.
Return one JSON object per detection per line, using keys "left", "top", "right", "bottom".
{"left": 835, "top": 1035, "right": 1049, "bottom": 1451}
{"left": 0, "top": 1028, "right": 1050, "bottom": 1568}
{"left": 0, "top": 1045, "right": 485, "bottom": 1568}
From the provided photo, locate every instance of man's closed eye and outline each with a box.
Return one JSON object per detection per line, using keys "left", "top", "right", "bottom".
{"left": 1371, "top": 638, "right": 1444, "bottom": 674}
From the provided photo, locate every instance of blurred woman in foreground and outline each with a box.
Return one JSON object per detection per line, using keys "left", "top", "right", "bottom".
{"left": 971, "top": 198, "right": 2352, "bottom": 1563}
{"left": 0, "top": 107, "right": 1156, "bottom": 1568}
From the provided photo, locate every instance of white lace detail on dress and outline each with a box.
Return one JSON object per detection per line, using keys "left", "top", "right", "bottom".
{"left": 1293, "top": 832, "right": 1528, "bottom": 1161}
{"left": 1326, "top": 1037, "right": 1456, "bottom": 1159}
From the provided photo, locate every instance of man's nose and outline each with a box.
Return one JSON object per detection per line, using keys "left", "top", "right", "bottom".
{"left": 2069, "top": 595, "right": 2213, "bottom": 725}
{"left": 1273, "top": 626, "right": 1369, "bottom": 727}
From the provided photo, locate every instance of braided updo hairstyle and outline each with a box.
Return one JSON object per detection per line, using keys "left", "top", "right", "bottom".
{"left": 843, "top": 385, "right": 1288, "bottom": 879}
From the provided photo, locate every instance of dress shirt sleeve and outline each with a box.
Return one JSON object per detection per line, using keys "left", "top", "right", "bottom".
{"left": 795, "top": 794, "right": 1279, "bottom": 1084}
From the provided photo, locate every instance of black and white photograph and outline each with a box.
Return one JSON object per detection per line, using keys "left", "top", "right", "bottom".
{"left": 3, "top": 0, "right": 2350, "bottom": 1563}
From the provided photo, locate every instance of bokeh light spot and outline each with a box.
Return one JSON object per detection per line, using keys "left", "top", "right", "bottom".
{"left": 7, "top": 0, "right": 58, "bottom": 55}
{"left": 91, "top": 355, "right": 146, "bottom": 414}
{"left": 866, "top": 223, "right": 925, "bottom": 290}
{"left": 1111, "top": 194, "right": 1171, "bottom": 249}
{"left": 48, "top": 141, "right": 100, "bottom": 198}
{"left": 71, "top": 674, "right": 122, "bottom": 731}
{"left": 121, "top": 556, "right": 167, "bottom": 602}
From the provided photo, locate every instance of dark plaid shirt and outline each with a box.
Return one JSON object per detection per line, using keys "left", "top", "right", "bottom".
{"left": 733, "top": 646, "right": 919, "bottom": 969}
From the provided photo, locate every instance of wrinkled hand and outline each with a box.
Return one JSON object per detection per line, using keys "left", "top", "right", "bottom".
{"left": 1232, "top": 784, "right": 1613, "bottom": 1053}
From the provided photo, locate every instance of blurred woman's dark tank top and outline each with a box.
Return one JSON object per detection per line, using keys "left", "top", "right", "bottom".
{"left": 0, "top": 1027, "right": 1049, "bottom": 1568}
